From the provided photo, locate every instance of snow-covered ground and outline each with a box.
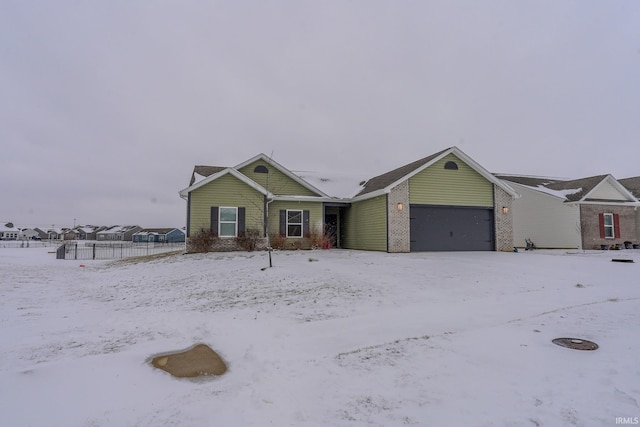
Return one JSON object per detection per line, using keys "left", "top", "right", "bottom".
{"left": 1, "top": 247, "right": 638, "bottom": 426}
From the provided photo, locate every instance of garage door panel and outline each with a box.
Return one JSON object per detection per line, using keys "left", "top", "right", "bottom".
{"left": 410, "top": 205, "right": 494, "bottom": 251}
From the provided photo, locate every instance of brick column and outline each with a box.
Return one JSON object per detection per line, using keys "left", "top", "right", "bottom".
{"left": 388, "top": 181, "right": 410, "bottom": 252}
{"left": 494, "top": 185, "right": 514, "bottom": 251}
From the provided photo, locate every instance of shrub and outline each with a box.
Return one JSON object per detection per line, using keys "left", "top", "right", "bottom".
{"left": 269, "top": 233, "right": 287, "bottom": 250}
{"left": 308, "top": 228, "right": 333, "bottom": 250}
{"left": 187, "top": 228, "right": 218, "bottom": 253}
{"left": 235, "top": 228, "right": 262, "bottom": 252}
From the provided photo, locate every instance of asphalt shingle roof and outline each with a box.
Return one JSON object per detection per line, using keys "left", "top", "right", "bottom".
{"left": 619, "top": 176, "right": 640, "bottom": 199}
{"left": 497, "top": 174, "right": 612, "bottom": 202}
{"left": 190, "top": 166, "right": 226, "bottom": 186}
{"left": 355, "top": 148, "right": 451, "bottom": 197}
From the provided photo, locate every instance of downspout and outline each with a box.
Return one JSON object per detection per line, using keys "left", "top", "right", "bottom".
{"left": 265, "top": 195, "right": 274, "bottom": 268}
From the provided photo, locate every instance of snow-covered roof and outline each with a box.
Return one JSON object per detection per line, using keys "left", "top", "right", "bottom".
{"left": 292, "top": 171, "right": 367, "bottom": 199}
{"left": 1, "top": 223, "right": 18, "bottom": 232}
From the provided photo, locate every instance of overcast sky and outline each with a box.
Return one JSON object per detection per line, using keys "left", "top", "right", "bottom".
{"left": 1, "top": 1, "right": 639, "bottom": 229}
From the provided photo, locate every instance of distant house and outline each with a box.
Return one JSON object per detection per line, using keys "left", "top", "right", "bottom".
{"left": 47, "top": 228, "right": 71, "bottom": 240}
{"left": 18, "top": 228, "right": 41, "bottom": 240}
{"left": 64, "top": 225, "right": 106, "bottom": 240}
{"left": 96, "top": 225, "right": 142, "bottom": 241}
{"left": 33, "top": 228, "right": 49, "bottom": 239}
{"left": 497, "top": 174, "right": 639, "bottom": 249}
{"left": 0, "top": 223, "right": 19, "bottom": 240}
{"left": 132, "top": 228, "right": 185, "bottom": 243}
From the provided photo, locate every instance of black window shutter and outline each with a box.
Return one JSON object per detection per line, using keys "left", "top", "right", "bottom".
{"left": 303, "top": 210, "right": 310, "bottom": 237}
{"left": 211, "top": 207, "right": 219, "bottom": 236}
{"left": 238, "top": 207, "right": 246, "bottom": 235}
{"left": 279, "top": 210, "right": 286, "bottom": 236}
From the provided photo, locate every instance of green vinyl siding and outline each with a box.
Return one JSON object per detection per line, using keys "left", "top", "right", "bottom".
{"left": 267, "top": 200, "right": 323, "bottom": 237}
{"left": 189, "top": 173, "right": 264, "bottom": 235}
{"left": 409, "top": 154, "right": 494, "bottom": 207}
{"left": 239, "top": 160, "right": 319, "bottom": 196}
{"left": 343, "top": 195, "right": 387, "bottom": 251}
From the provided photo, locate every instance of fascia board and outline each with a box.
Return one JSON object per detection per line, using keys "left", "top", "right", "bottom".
{"left": 234, "top": 153, "right": 330, "bottom": 198}
{"left": 271, "top": 195, "right": 351, "bottom": 203}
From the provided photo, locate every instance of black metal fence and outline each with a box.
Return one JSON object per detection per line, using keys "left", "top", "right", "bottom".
{"left": 56, "top": 242, "right": 185, "bottom": 260}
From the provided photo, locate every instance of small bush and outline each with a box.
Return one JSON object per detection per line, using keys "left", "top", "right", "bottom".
{"left": 235, "top": 229, "right": 262, "bottom": 252}
{"left": 308, "top": 228, "right": 333, "bottom": 250}
{"left": 187, "top": 228, "right": 218, "bottom": 253}
{"left": 269, "top": 233, "right": 287, "bottom": 250}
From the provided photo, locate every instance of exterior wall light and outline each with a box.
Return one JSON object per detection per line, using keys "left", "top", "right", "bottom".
{"left": 502, "top": 206, "right": 509, "bottom": 214}
{"left": 397, "top": 203, "right": 404, "bottom": 211}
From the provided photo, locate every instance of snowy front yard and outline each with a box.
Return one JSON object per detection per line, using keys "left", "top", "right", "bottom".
{"left": 0, "top": 247, "right": 638, "bottom": 426}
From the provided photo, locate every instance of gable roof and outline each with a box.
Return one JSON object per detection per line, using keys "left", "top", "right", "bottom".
{"left": 234, "top": 153, "right": 330, "bottom": 198}
{"left": 498, "top": 174, "right": 638, "bottom": 203}
{"left": 180, "top": 154, "right": 330, "bottom": 199}
{"left": 619, "top": 176, "right": 640, "bottom": 199}
{"left": 179, "top": 167, "right": 270, "bottom": 199}
{"left": 354, "top": 146, "right": 518, "bottom": 201}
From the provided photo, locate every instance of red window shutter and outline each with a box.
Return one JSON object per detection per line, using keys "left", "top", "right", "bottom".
{"left": 614, "top": 213, "right": 621, "bottom": 238}
{"left": 598, "top": 213, "right": 605, "bottom": 238}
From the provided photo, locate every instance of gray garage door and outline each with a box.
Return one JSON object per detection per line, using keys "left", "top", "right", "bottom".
{"left": 410, "top": 205, "right": 494, "bottom": 251}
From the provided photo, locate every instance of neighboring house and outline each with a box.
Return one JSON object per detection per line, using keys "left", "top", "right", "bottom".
{"left": 619, "top": 176, "right": 640, "bottom": 243}
{"left": 1, "top": 223, "right": 19, "bottom": 240}
{"left": 96, "top": 225, "right": 143, "bottom": 241}
{"left": 344, "top": 147, "right": 518, "bottom": 252}
{"left": 179, "top": 154, "right": 337, "bottom": 251}
{"left": 46, "top": 228, "right": 61, "bottom": 240}
{"left": 179, "top": 147, "right": 518, "bottom": 252}
{"left": 33, "top": 228, "right": 49, "bottom": 239}
{"left": 497, "top": 174, "right": 639, "bottom": 249}
{"left": 67, "top": 225, "right": 106, "bottom": 240}
{"left": 132, "top": 228, "right": 185, "bottom": 243}
{"left": 18, "top": 228, "right": 41, "bottom": 240}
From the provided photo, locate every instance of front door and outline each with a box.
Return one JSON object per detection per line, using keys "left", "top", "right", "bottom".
{"left": 324, "top": 213, "right": 338, "bottom": 248}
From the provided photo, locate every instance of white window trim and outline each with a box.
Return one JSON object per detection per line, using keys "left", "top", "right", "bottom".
{"left": 603, "top": 213, "right": 614, "bottom": 239}
{"left": 219, "top": 206, "right": 238, "bottom": 238}
{"left": 286, "top": 209, "right": 303, "bottom": 238}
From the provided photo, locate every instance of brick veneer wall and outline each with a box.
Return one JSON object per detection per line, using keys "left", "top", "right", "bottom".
{"left": 579, "top": 204, "right": 637, "bottom": 249}
{"left": 387, "top": 181, "right": 410, "bottom": 253}
{"left": 494, "top": 185, "right": 514, "bottom": 252}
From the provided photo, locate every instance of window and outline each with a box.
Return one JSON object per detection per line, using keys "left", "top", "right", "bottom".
{"left": 444, "top": 161, "right": 459, "bottom": 170}
{"left": 603, "top": 213, "right": 614, "bottom": 238}
{"left": 254, "top": 165, "right": 269, "bottom": 173}
{"left": 219, "top": 207, "right": 238, "bottom": 237}
{"left": 287, "top": 210, "right": 303, "bottom": 237}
